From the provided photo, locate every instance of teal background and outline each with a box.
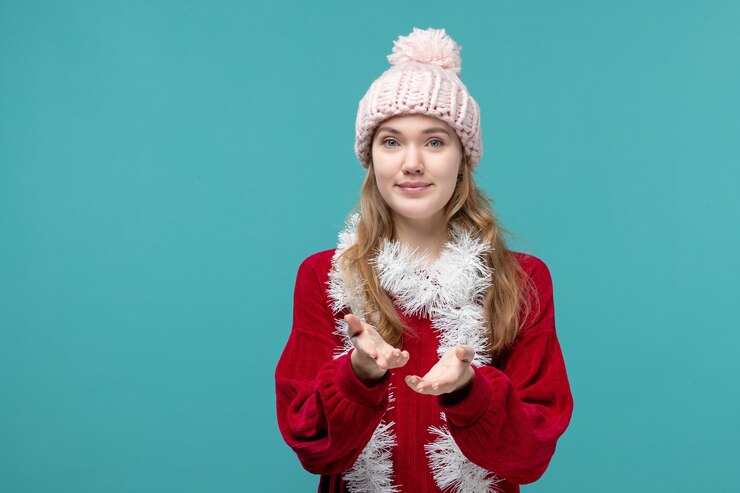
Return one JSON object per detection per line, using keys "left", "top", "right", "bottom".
{"left": 1, "top": 0, "right": 739, "bottom": 491}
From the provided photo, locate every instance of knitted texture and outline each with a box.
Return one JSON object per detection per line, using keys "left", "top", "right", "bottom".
{"left": 275, "top": 247, "right": 574, "bottom": 492}
{"left": 355, "top": 27, "right": 483, "bottom": 170}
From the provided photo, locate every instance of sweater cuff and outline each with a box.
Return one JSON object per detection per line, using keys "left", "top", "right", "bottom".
{"left": 335, "top": 350, "right": 390, "bottom": 407}
{"left": 436, "top": 365, "right": 494, "bottom": 427}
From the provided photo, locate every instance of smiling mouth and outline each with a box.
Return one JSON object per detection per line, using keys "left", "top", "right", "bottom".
{"left": 396, "top": 184, "right": 431, "bottom": 193}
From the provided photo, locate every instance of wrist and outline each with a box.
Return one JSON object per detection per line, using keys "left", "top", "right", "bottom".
{"left": 441, "top": 365, "right": 475, "bottom": 404}
{"left": 350, "top": 348, "right": 387, "bottom": 386}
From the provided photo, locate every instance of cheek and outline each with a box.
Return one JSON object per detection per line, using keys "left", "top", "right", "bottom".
{"left": 442, "top": 179, "right": 458, "bottom": 200}
{"left": 374, "top": 168, "right": 396, "bottom": 189}
{"left": 439, "top": 178, "right": 460, "bottom": 204}
{"left": 440, "top": 164, "right": 461, "bottom": 193}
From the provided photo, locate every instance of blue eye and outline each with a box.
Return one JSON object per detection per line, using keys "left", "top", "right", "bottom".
{"left": 383, "top": 139, "right": 399, "bottom": 148}
{"left": 428, "top": 139, "right": 444, "bottom": 148}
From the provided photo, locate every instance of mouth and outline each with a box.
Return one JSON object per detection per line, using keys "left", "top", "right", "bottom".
{"left": 396, "top": 183, "right": 432, "bottom": 194}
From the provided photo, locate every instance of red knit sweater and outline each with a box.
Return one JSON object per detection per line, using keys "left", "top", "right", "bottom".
{"left": 275, "top": 248, "right": 573, "bottom": 492}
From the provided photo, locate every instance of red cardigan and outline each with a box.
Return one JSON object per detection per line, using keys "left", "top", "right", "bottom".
{"left": 275, "top": 248, "right": 573, "bottom": 492}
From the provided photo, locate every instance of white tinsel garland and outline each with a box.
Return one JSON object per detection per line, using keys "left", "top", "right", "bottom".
{"left": 343, "top": 390, "right": 399, "bottom": 493}
{"left": 425, "top": 414, "right": 503, "bottom": 493}
{"left": 326, "top": 212, "right": 499, "bottom": 492}
{"left": 370, "top": 219, "right": 494, "bottom": 366}
{"left": 343, "top": 419, "right": 400, "bottom": 493}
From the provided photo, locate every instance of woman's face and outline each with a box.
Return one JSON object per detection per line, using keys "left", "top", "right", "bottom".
{"left": 371, "top": 114, "right": 464, "bottom": 226}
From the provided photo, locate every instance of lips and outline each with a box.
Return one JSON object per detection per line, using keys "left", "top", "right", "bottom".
{"left": 396, "top": 182, "right": 431, "bottom": 194}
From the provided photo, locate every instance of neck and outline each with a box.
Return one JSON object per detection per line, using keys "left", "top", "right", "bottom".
{"left": 391, "top": 212, "right": 449, "bottom": 264}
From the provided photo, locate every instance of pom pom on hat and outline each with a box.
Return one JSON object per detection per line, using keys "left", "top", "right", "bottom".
{"left": 387, "top": 27, "right": 462, "bottom": 76}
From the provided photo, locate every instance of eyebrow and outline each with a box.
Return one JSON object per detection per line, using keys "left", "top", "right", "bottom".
{"left": 376, "top": 126, "right": 451, "bottom": 137}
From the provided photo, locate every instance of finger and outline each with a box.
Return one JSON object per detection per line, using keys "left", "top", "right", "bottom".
{"left": 424, "top": 376, "right": 445, "bottom": 391}
{"left": 412, "top": 377, "right": 432, "bottom": 393}
{"left": 384, "top": 349, "right": 409, "bottom": 370}
{"left": 405, "top": 375, "right": 421, "bottom": 390}
{"left": 415, "top": 374, "right": 450, "bottom": 395}
{"left": 380, "top": 350, "right": 396, "bottom": 369}
{"left": 426, "top": 386, "right": 448, "bottom": 396}
{"left": 397, "top": 350, "right": 410, "bottom": 366}
{"left": 416, "top": 381, "right": 431, "bottom": 393}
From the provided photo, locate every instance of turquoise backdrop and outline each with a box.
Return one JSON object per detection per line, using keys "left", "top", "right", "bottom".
{"left": 2, "top": 1, "right": 739, "bottom": 491}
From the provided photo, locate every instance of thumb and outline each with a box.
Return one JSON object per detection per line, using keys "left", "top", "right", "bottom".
{"left": 344, "top": 313, "right": 364, "bottom": 338}
{"left": 455, "top": 345, "right": 475, "bottom": 364}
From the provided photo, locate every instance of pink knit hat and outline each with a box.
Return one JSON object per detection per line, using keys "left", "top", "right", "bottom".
{"left": 355, "top": 27, "right": 483, "bottom": 170}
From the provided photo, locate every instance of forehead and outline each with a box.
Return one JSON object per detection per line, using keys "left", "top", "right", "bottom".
{"left": 376, "top": 114, "right": 454, "bottom": 134}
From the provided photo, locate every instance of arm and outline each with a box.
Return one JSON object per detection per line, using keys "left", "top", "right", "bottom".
{"left": 275, "top": 255, "right": 391, "bottom": 475}
{"left": 436, "top": 257, "right": 574, "bottom": 485}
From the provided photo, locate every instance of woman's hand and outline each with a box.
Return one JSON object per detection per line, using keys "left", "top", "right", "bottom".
{"left": 405, "top": 345, "right": 475, "bottom": 396}
{"left": 345, "top": 313, "right": 410, "bottom": 385}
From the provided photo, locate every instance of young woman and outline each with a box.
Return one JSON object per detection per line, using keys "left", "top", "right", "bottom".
{"left": 275, "top": 27, "right": 573, "bottom": 493}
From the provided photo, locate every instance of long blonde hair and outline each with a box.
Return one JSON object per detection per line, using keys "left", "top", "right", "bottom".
{"left": 338, "top": 153, "right": 537, "bottom": 364}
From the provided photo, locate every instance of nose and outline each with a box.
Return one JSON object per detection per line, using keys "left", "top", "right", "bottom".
{"left": 400, "top": 144, "right": 423, "bottom": 174}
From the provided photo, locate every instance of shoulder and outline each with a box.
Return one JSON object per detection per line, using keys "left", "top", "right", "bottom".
{"left": 511, "top": 250, "right": 553, "bottom": 290}
{"left": 511, "top": 251, "right": 555, "bottom": 325}
{"left": 299, "top": 248, "right": 337, "bottom": 271}
{"left": 508, "top": 251, "right": 557, "bottom": 337}
{"left": 296, "top": 248, "right": 338, "bottom": 285}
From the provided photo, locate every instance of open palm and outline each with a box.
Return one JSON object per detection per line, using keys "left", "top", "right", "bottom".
{"left": 405, "top": 345, "right": 475, "bottom": 396}
{"left": 345, "top": 313, "right": 410, "bottom": 384}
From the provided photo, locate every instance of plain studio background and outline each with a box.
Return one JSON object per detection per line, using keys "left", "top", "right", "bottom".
{"left": 1, "top": 1, "right": 739, "bottom": 491}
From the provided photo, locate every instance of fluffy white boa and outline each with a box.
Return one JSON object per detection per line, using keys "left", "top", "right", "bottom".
{"left": 326, "top": 213, "right": 503, "bottom": 493}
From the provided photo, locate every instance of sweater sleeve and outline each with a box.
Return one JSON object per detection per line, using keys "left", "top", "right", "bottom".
{"left": 435, "top": 256, "right": 574, "bottom": 485}
{"left": 275, "top": 254, "right": 391, "bottom": 475}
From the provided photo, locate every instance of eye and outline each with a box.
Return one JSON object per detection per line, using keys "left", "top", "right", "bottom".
{"left": 382, "top": 138, "right": 399, "bottom": 148}
{"left": 428, "top": 138, "right": 444, "bottom": 148}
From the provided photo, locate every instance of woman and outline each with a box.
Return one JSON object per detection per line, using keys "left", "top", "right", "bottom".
{"left": 275, "top": 27, "right": 573, "bottom": 493}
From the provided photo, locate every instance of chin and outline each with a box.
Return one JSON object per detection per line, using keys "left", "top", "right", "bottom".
{"left": 393, "top": 209, "right": 444, "bottom": 222}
